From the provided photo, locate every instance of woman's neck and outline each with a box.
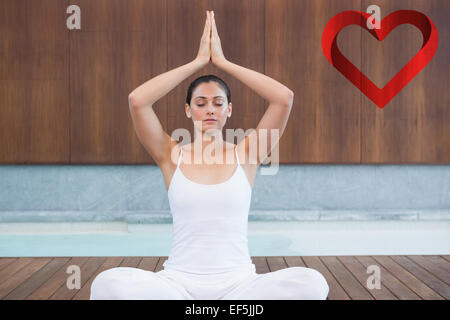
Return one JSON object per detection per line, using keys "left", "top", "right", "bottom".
{"left": 192, "top": 129, "right": 225, "bottom": 150}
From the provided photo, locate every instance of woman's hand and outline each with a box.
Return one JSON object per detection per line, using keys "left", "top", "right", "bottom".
{"left": 210, "top": 11, "right": 227, "bottom": 66}
{"left": 195, "top": 11, "right": 212, "bottom": 68}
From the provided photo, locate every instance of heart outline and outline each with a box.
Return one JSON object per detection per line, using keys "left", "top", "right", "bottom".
{"left": 322, "top": 10, "right": 439, "bottom": 109}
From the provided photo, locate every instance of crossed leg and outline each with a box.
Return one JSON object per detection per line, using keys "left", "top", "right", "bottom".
{"left": 221, "top": 266, "right": 329, "bottom": 300}
{"left": 89, "top": 267, "right": 192, "bottom": 300}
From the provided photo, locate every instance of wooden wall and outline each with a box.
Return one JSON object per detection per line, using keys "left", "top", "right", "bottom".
{"left": 0, "top": 0, "right": 448, "bottom": 164}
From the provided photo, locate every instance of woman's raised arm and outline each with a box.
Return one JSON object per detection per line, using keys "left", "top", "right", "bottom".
{"left": 129, "top": 11, "right": 212, "bottom": 107}
{"left": 210, "top": 11, "right": 294, "bottom": 165}
{"left": 128, "top": 11, "right": 212, "bottom": 165}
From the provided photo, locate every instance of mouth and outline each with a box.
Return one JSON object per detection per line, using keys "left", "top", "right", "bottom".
{"left": 204, "top": 119, "right": 217, "bottom": 122}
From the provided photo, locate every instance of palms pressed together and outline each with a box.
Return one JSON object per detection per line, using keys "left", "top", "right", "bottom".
{"left": 196, "top": 10, "right": 226, "bottom": 67}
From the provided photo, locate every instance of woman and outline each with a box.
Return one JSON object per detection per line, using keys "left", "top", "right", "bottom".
{"left": 90, "top": 10, "right": 329, "bottom": 300}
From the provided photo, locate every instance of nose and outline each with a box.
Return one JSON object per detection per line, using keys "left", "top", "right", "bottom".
{"left": 206, "top": 103, "right": 215, "bottom": 114}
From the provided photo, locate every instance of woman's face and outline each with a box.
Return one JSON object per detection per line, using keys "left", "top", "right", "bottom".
{"left": 186, "top": 81, "right": 232, "bottom": 133}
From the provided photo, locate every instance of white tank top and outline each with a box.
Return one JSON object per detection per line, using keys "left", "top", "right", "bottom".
{"left": 163, "top": 144, "right": 256, "bottom": 274}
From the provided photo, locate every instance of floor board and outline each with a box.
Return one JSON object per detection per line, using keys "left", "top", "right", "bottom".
{"left": 0, "top": 255, "right": 447, "bottom": 300}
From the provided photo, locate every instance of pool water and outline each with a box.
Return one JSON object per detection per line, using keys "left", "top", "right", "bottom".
{"left": 0, "top": 220, "right": 449, "bottom": 257}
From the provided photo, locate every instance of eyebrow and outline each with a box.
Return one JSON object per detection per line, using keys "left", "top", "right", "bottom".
{"left": 194, "top": 96, "right": 224, "bottom": 99}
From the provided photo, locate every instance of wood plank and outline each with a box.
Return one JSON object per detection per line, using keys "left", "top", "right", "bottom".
{"left": 70, "top": 0, "right": 167, "bottom": 163}
{"left": 373, "top": 256, "right": 443, "bottom": 300}
{"left": 361, "top": 0, "right": 450, "bottom": 162}
{"left": 72, "top": 256, "right": 124, "bottom": 300}
{"left": 0, "top": 0, "right": 70, "bottom": 163}
{"left": 3, "top": 256, "right": 447, "bottom": 300}
{"left": 302, "top": 256, "right": 350, "bottom": 300}
{"left": 252, "top": 256, "right": 270, "bottom": 274}
{"left": 138, "top": 257, "right": 161, "bottom": 272}
{"left": 0, "top": 258, "right": 17, "bottom": 270}
{"left": 0, "top": 0, "right": 448, "bottom": 165}
{"left": 155, "top": 257, "right": 167, "bottom": 272}
{"left": 407, "top": 255, "right": 450, "bottom": 285}
{"left": 119, "top": 257, "right": 142, "bottom": 268}
{"left": 3, "top": 257, "right": 69, "bottom": 300}
{"left": 320, "top": 256, "right": 373, "bottom": 300}
{"left": 442, "top": 256, "right": 450, "bottom": 263}
{"left": 338, "top": 256, "right": 397, "bottom": 300}
{"left": 356, "top": 256, "right": 421, "bottom": 300}
{"left": 266, "top": 0, "right": 362, "bottom": 163}
{"left": 26, "top": 257, "right": 89, "bottom": 300}
{"left": 284, "top": 256, "right": 306, "bottom": 268}
{"left": 428, "top": 255, "right": 450, "bottom": 269}
{"left": 49, "top": 257, "right": 106, "bottom": 300}
{"left": 390, "top": 255, "right": 449, "bottom": 299}
{"left": 266, "top": 256, "right": 288, "bottom": 272}
{"left": 0, "top": 258, "right": 34, "bottom": 282}
{"left": 0, "top": 258, "right": 52, "bottom": 299}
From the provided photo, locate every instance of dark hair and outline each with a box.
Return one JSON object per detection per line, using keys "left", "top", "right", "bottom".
{"left": 186, "top": 74, "right": 231, "bottom": 106}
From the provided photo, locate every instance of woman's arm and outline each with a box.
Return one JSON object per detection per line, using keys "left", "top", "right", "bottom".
{"left": 217, "top": 59, "right": 294, "bottom": 166}
{"left": 128, "top": 59, "right": 205, "bottom": 108}
{"left": 129, "top": 11, "right": 212, "bottom": 107}
{"left": 128, "top": 11, "right": 213, "bottom": 165}
{"left": 214, "top": 59, "right": 294, "bottom": 105}
{"left": 210, "top": 11, "right": 294, "bottom": 165}
{"left": 128, "top": 60, "right": 203, "bottom": 164}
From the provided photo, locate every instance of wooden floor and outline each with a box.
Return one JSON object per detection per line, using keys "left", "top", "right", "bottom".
{"left": 0, "top": 255, "right": 448, "bottom": 300}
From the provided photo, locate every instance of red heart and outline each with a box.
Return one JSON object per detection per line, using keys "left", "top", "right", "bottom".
{"left": 322, "top": 10, "right": 438, "bottom": 109}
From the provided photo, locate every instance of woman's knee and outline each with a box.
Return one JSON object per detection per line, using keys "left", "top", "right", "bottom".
{"left": 90, "top": 267, "right": 189, "bottom": 300}
{"left": 287, "top": 267, "right": 329, "bottom": 300}
{"left": 225, "top": 267, "right": 329, "bottom": 300}
{"left": 90, "top": 267, "right": 127, "bottom": 300}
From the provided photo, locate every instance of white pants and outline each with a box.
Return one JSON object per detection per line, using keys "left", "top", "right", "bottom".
{"left": 89, "top": 266, "right": 329, "bottom": 300}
